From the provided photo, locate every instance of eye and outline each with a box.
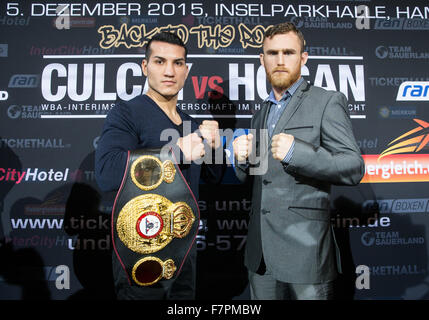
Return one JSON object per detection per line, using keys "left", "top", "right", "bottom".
{"left": 175, "top": 61, "right": 185, "bottom": 66}
{"left": 154, "top": 59, "right": 163, "bottom": 64}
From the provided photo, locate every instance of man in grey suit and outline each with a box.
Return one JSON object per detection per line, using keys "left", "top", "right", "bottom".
{"left": 232, "top": 22, "right": 365, "bottom": 300}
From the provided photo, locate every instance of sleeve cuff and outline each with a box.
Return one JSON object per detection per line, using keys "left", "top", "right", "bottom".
{"left": 281, "top": 139, "right": 295, "bottom": 164}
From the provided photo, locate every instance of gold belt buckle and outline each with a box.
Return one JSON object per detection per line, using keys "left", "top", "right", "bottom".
{"left": 131, "top": 155, "right": 176, "bottom": 191}
{"left": 132, "top": 257, "right": 176, "bottom": 286}
{"left": 116, "top": 194, "right": 195, "bottom": 254}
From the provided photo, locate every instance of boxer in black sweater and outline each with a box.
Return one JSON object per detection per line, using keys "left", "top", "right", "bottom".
{"left": 95, "top": 32, "right": 223, "bottom": 300}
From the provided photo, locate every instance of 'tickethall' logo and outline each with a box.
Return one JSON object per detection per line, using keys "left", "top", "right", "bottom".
{"left": 397, "top": 81, "right": 429, "bottom": 101}
{"left": 379, "top": 119, "right": 429, "bottom": 160}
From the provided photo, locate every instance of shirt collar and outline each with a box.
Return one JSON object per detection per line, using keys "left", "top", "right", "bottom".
{"left": 266, "top": 77, "right": 305, "bottom": 104}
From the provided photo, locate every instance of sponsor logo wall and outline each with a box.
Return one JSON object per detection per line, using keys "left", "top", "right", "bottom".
{"left": 1, "top": 0, "right": 429, "bottom": 300}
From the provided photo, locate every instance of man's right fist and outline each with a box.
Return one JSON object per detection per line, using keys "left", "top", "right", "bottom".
{"left": 232, "top": 134, "right": 254, "bottom": 162}
{"left": 177, "top": 133, "right": 205, "bottom": 161}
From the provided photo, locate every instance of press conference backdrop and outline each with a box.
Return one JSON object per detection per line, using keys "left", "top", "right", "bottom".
{"left": 1, "top": 0, "right": 429, "bottom": 300}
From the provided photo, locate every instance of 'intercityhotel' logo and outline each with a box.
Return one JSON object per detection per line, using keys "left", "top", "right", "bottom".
{"left": 0, "top": 168, "right": 69, "bottom": 184}
{"left": 361, "top": 119, "right": 429, "bottom": 183}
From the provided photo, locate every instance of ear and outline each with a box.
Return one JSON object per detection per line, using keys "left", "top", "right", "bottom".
{"left": 301, "top": 51, "right": 308, "bottom": 67}
{"left": 259, "top": 53, "right": 265, "bottom": 68}
{"left": 141, "top": 59, "right": 148, "bottom": 77}
{"left": 184, "top": 63, "right": 190, "bottom": 79}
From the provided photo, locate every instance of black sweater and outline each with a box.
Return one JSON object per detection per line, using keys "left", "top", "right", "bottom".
{"left": 95, "top": 94, "right": 223, "bottom": 200}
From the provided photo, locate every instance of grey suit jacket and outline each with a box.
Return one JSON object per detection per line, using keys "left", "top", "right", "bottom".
{"left": 234, "top": 80, "right": 365, "bottom": 284}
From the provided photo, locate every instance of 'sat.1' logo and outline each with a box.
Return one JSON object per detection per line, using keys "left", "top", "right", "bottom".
{"left": 396, "top": 81, "right": 429, "bottom": 101}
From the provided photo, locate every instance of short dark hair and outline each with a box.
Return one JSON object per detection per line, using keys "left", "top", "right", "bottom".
{"left": 263, "top": 22, "right": 306, "bottom": 53}
{"left": 145, "top": 31, "right": 188, "bottom": 60}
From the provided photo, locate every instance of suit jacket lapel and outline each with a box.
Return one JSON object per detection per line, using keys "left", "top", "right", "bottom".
{"left": 270, "top": 80, "right": 309, "bottom": 140}
{"left": 261, "top": 100, "right": 271, "bottom": 130}
{"left": 252, "top": 100, "right": 270, "bottom": 131}
{"left": 250, "top": 101, "right": 270, "bottom": 160}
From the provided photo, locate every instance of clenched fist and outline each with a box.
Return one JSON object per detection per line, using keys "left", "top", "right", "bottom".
{"left": 177, "top": 132, "right": 205, "bottom": 161}
{"left": 271, "top": 133, "right": 294, "bottom": 161}
{"left": 199, "top": 120, "right": 221, "bottom": 149}
{"left": 232, "top": 134, "right": 254, "bottom": 162}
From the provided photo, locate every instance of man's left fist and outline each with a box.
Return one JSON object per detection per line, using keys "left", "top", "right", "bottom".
{"left": 199, "top": 120, "right": 221, "bottom": 149}
{"left": 271, "top": 133, "right": 294, "bottom": 161}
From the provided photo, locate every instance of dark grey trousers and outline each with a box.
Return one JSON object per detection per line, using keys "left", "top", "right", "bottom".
{"left": 249, "top": 270, "right": 334, "bottom": 300}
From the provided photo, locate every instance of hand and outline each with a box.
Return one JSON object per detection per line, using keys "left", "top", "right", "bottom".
{"left": 177, "top": 133, "right": 205, "bottom": 161}
{"left": 232, "top": 134, "right": 254, "bottom": 162}
{"left": 199, "top": 120, "right": 221, "bottom": 149}
{"left": 271, "top": 133, "right": 294, "bottom": 161}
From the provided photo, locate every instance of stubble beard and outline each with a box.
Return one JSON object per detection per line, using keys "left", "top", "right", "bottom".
{"left": 147, "top": 78, "right": 180, "bottom": 102}
{"left": 151, "top": 86, "right": 179, "bottom": 101}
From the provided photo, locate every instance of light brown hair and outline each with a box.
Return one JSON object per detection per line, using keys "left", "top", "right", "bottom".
{"left": 264, "top": 22, "right": 306, "bottom": 53}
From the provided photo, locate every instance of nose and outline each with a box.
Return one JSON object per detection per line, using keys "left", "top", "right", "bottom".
{"left": 164, "top": 61, "right": 175, "bottom": 77}
{"left": 277, "top": 52, "right": 285, "bottom": 66}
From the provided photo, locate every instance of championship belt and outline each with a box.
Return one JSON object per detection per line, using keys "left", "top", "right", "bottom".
{"left": 111, "top": 149, "right": 199, "bottom": 286}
